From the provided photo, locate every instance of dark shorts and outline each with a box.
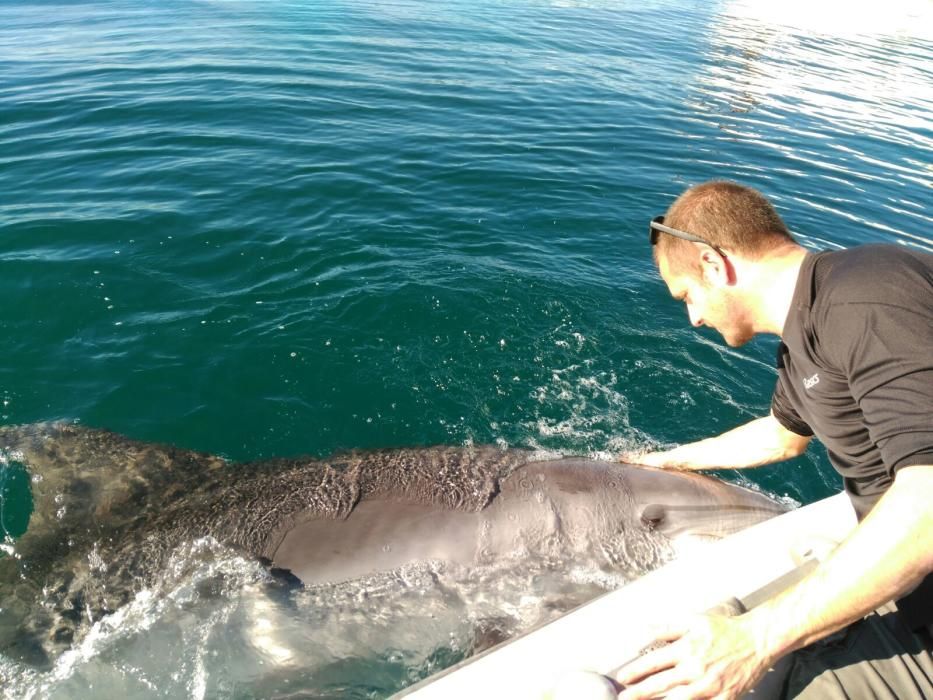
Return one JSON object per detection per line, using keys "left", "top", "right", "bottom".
{"left": 783, "top": 602, "right": 933, "bottom": 699}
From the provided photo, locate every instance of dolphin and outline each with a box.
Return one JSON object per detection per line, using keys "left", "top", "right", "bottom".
{"left": 0, "top": 422, "right": 786, "bottom": 668}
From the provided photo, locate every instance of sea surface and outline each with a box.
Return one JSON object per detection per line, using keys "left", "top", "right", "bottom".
{"left": 1, "top": 0, "right": 931, "bottom": 697}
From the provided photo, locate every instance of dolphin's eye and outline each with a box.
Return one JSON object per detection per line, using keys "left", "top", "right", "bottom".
{"left": 640, "top": 504, "right": 666, "bottom": 530}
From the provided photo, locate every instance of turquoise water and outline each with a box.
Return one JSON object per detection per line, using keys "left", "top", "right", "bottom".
{"left": 1, "top": 0, "right": 931, "bottom": 696}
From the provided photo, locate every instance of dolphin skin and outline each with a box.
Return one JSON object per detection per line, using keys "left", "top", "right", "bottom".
{"left": 0, "top": 422, "right": 786, "bottom": 667}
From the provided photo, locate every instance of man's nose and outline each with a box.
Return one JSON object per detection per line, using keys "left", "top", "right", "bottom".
{"left": 687, "top": 303, "right": 703, "bottom": 327}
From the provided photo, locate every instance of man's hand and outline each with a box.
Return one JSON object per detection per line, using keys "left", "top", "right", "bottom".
{"left": 617, "top": 414, "right": 811, "bottom": 472}
{"left": 613, "top": 613, "right": 777, "bottom": 700}
{"left": 618, "top": 450, "right": 674, "bottom": 468}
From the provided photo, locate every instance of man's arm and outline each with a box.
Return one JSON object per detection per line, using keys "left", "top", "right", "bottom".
{"left": 614, "top": 463, "right": 933, "bottom": 700}
{"left": 623, "top": 412, "right": 811, "bottom": 471}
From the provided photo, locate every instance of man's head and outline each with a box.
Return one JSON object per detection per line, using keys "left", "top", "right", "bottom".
{"left": 651, "top": 181, "right": 799, "bottom": 346}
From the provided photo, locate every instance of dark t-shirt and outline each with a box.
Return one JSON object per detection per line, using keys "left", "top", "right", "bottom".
{"left": 770, "top": 243, "right": 933, "bottom": 627}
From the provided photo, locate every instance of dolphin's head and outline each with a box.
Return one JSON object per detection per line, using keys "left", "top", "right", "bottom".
{"left": 616, "top": 462, "right": 787, "bottom": 540}
{"left": 499, "top": 459, "right": 787, "bottom": 559}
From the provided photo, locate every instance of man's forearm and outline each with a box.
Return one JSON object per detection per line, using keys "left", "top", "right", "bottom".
{"left": 627, "top": 413, "right": 811, "bottom": 471}
{"left": 747, "top": 464, "right": 933, "bottom": 657}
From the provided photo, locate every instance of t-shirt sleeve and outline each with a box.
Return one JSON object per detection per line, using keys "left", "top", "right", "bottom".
{"left": 771, "top": 373, "right": 814, "bottom": 437}
{"left": 825, "top": 300, "right": 933, "bottom": 475}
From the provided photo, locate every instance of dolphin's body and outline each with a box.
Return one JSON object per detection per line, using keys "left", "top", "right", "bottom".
{"left": 0, "top": 422, "right": 786, "bottom": 667}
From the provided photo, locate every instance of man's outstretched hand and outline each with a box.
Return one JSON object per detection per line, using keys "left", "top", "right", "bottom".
{"left": 617, "top": 450, "right": 674, "bottom": 468}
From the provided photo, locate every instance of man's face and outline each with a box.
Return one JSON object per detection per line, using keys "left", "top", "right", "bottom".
{"left": 657, "top": 253, "right": 754, "bottom": 347}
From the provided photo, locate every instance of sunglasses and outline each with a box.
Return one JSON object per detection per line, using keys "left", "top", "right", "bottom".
{"left": 649, "top": 216, "right": 725, "bottom": 256}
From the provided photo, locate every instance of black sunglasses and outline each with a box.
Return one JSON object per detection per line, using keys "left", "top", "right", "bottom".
{"left": 649, "top": 216, "right": 725, "bottom": 256}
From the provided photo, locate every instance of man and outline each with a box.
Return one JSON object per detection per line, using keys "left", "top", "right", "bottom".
{"left": 615, "top": 181, "right": 932, "bottom": 699}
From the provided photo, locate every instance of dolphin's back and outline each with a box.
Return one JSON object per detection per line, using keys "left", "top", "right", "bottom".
{"left": 0, "top": 425, "right": 537, "bottom": 580}
{"left": 0, "top": 423, "right": 535, "bottom": 665}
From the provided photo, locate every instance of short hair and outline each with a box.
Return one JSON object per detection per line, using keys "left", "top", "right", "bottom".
{"left": 655, "top": 181, "right": 796, "bottom": 275}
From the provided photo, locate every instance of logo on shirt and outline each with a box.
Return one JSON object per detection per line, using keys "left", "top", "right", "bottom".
{"left": 803, "top": 373, "right": 820, "bottom": 390}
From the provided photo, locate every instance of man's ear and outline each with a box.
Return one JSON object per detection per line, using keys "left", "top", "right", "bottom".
{"left": 699, "top": 247, "right": 734, "bottom": 286}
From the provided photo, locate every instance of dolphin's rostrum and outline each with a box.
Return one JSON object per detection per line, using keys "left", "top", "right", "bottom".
{"left": 0, "top": 422, "right": 785, "bottom": 667}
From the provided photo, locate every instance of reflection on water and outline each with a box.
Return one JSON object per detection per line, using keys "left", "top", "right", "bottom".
{"left": 725, "top": 0, "right": 933, "bottom": 38}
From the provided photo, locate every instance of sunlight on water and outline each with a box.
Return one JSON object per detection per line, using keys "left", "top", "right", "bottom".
{"left": 727, "top": 0, "right": 933, "bottom": 39}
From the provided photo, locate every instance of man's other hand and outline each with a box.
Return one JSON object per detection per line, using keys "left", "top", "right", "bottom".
{"left": 613, "top": 613, "right": 777, "bottom": 700}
